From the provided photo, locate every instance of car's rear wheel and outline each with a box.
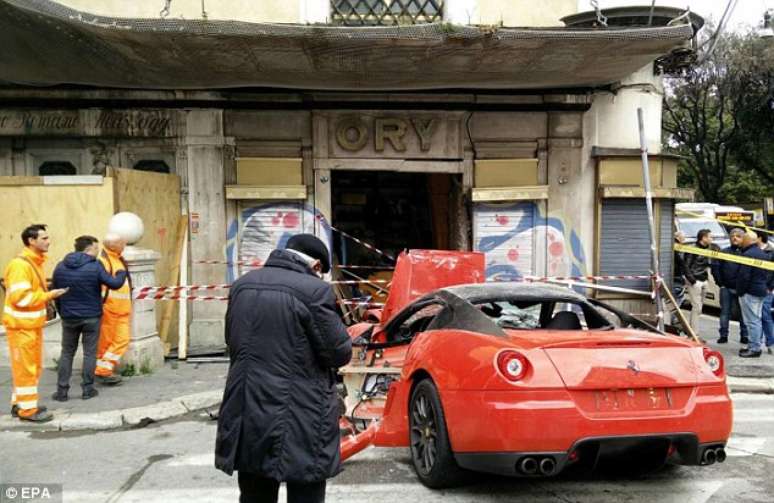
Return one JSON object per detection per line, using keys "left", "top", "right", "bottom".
{"left": 409, "top": 379, "right": 468, "bottom": 488}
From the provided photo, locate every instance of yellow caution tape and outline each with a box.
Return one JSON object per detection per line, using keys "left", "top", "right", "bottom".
{"left": 674, "top": 244, "right": 774, "bottom": 271}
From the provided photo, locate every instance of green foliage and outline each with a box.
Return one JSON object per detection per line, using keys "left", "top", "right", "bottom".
{"left": 139, "top": 358, "right": 154, "bottom": 376}
{"left": 664, "top": 31, "right": 774, "bottom": 203}
{"left": 120, "top": 363, "right": 137, "bottom": 377}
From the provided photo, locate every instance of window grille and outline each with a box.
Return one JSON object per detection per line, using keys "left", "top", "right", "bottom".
{"left": 330, "top": 0, "right": 443, "bottom": 26}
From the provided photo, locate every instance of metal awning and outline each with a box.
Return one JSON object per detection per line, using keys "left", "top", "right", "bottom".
{"left": 0, "top": 0, "right": 694, "bottom": 91}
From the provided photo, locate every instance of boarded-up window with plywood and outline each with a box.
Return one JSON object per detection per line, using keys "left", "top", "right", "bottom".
{"left": 473, "top": 202, "right": 536, "bottom": 281}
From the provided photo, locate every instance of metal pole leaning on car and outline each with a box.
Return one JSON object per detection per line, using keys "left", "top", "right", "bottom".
{"left": 638, "top": 108, "right": 665, "bottom": 331}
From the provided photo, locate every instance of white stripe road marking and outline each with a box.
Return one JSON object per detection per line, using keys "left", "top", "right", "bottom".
{"left": 725, "top": 437, "right": 768, "bottom": 457}
{"left": 7, "top": 281, "right": 31, "bottom": 293}
{"left": 61, "top": 480, "right": 731, "bottom": 503}
{"left": 733, "top": 408, "right": 774, "bottom": 422}
{"left": 731, "top": 393, "right": 774, "bottom": 402}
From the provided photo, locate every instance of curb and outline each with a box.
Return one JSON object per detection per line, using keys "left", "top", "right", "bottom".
{"left": 0, "top": 390, "right": 222, "bottom": 433}
{"left": 727, "top": 376, "right": 774, "bottom": 394}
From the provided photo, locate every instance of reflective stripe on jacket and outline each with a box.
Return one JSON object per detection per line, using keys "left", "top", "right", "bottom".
{"left": 98, "top": 249, "right": 132, "bottom": 316}
{"left": 2, "top": 248, "right": 51, "bottom": 329}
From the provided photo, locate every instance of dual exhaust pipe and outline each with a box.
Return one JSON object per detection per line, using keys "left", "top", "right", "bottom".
{"left": 702, "top": 447, "right": 727, "bottom": 465}
{"left": 518, "top": 456, "right": 556, "bottom": 476}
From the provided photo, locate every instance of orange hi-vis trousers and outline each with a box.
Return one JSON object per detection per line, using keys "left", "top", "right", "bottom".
{"left": 6, "top": 328, "right": 43, "bottom": 417}
{"left": 95, "top": 313, "right": 130, "bottom": 377}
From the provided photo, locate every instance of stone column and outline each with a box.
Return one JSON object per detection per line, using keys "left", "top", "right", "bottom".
{"left": 122, "top": 246, "right": 165, "bottom": 371}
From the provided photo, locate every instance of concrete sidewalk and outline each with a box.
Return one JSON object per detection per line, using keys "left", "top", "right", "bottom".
{"left": 0, "top": 360, "right": 227, "bottom": 432}
{"left": 695, "top": 313, "right": 774, "bottom": 379}
{"left": 2, "top": 310, "right": 772, "bottom": 434}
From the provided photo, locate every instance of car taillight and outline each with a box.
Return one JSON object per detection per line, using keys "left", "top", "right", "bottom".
{"left": 496, "top": 350, "right": 530, "bottom": 382}
{"left": 703, "top": 347, "right": 724, "bottom": 377}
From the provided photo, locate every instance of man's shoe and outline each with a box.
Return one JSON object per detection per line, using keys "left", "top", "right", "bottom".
{"left": 51, "top": 391, "right": 68, "bottom": 402}
{"left": 741, "top": 336, "right": 749, "bottom": 345}
{"left": 18, "top": 410, "right": 54, "bottom": 423}
{"left": 739, "top": 349, "right": 762, "bottom": 358}
{"left": 96, "top": 374, "right": 123, "bottom": 386}
{"left": 717, "top": 337, "right": 728, "bottom": 344}
{"left": 82, "top": 388, "right": 99, "bottom": 400}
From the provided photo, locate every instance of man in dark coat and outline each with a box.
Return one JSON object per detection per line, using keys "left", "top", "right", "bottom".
{"left": 215, "top": 234, "right": 352, "bottom": 503}
{"left": 736, "top": 232, "right": 771, "bottom": 358}
{"left": 711, "top": 228, "right": 748, "bottom": 344}
{"left": 51, "top": 235, "right": 127, "bottom": 401}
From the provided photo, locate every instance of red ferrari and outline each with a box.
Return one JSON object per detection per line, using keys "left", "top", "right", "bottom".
{"left": 338, "top": 250, "right": 732, "bottom": 488}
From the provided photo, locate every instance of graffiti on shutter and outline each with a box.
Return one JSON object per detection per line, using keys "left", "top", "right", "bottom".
{"left": 473, "top": 202, "right": 536, "bottom": 281}
{"left": 228, "top": 202, "right": 331, "bottom": 279}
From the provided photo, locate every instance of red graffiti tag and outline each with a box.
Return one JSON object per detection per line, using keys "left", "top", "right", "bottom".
{"left": 283, "top": 212, "right": 300, "bottom": 229}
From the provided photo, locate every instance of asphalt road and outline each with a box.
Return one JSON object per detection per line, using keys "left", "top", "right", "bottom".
{"left": 1, "top": 391, "right": 773, "bottom": 503}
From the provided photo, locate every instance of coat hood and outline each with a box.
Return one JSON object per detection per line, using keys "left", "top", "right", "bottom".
{"left": 63, "top": 251, "right": 96, "bottom": 269}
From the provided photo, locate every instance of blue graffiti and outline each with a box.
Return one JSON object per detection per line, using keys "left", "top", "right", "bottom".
{"left": 478, "top": 202, "right": 586, "bottom": 281}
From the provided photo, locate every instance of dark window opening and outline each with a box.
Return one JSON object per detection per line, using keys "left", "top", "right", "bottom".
{"left": 38, "top": 161, "right": 77, "bottom": 176}
{"left": 331, "top": 170, "right": 459, "bottom": 302}
{"left": 133, "top": 160, "right": 170, "bottom": 173}
{"left": 330, "top": 0, "right": 444, "bottom": 26}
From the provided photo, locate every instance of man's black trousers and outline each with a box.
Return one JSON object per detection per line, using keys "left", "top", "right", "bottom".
{"left": 57, "top": 317, "right": 101, "bottom": 395}
{"left": 238, "top": 472, "right": 326, "bottom": 503}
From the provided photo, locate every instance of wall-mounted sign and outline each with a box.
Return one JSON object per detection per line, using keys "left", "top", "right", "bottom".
{"left": 328, "top": 112, "right": 462, "bottom": 160}
{"left": 0, "top": 109, "right": 177, "bottom": 137}
{"left": 190, "top": 213, "right": 200, "bottom": 235}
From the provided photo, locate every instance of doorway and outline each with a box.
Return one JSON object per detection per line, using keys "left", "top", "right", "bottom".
{"left": 331, "top": 170, "right": 460, "bottom": 267}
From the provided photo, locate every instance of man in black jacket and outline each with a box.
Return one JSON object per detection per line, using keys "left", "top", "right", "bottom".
{"left": 215, "top": 234, "right": 351, "bottom": 503}
{"left": 51, "top": 236, "right": 127, "bottom": 401}
{"left": 737, "top": 232, "right": 770, "bottom": 358}
{"left": 683, "top": 229, "right": 713, "bottom": 334}
{"left": 711, "top": 228, "right": 748, "bottom": 344}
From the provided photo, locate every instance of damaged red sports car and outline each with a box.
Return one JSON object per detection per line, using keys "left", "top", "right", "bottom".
{"left": 338, "top": 251, "right": 733, "bottom": 488}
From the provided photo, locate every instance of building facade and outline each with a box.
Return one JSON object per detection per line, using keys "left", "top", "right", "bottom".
{"left": 0, "top": 1, "right": 697, "bottom": 352}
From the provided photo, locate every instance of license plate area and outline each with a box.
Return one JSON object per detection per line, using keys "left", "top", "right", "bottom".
{"left": 570, "top": 387, "right": 692, "bottom": 416}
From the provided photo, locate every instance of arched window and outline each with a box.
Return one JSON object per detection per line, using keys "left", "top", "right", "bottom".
{"left": 133, "top": 160, "right": 171, "bottom": 173}
{"left": 38, "top": 161, "right": 77, "bottom": 176}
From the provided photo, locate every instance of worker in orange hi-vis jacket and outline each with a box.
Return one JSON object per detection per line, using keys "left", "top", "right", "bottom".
{"left": 95, "top": 233, "right": 131, "bottom": 385}
{"left": 3, "top": 224, "right": 69, "bottom": 423}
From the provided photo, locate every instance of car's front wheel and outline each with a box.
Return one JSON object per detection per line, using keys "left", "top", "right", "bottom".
{"left": 409, "top": 378, "right": 468, "bottom": 488}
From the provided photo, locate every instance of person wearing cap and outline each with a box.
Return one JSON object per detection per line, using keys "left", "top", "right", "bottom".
{"left": 215, "top": 233, "right": 352, "bottom": 503}
{"left": 736, "top": 231, "right": 770, "bottom": 358}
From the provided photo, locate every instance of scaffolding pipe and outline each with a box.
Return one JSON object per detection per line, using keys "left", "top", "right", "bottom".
{"left": 637, "top": 108, "right": 665, "bottom": 331}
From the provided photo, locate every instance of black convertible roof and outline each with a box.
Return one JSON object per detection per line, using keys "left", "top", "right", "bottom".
{"left": 439, "top": 282, "right": 587, "bottom": 304}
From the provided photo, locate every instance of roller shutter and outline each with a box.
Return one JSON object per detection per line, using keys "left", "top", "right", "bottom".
{"left": 237, "top": 201, "right": 305, "bottom": 276}
{"left": 473, "top": 202, "right": 536, "bottom": 280}
{"left": 599, "top": 199, "right": 652, "bottom": 291}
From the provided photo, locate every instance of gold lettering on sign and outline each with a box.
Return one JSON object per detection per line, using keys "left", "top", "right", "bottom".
{"left": 336, "top": 118, "right": 368, "bottom": 151}
{"left": 374, "top": 118, "right": 407, "bottom": 152}
{"left": 411, "top": 118, "right": 437, "bottom": 151}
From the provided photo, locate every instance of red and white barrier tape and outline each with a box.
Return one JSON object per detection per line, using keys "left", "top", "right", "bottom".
{"left": 133, "top": 279, "right": 389, "bottom": 299}
{"left": 520, "top": 274, "right": 656, "bottom": 282}
{"left": 144, "top": 295, "right": 384, "bottom": 306}
{"left": 316, "top": 215, "right": 396, "bottom": 262}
